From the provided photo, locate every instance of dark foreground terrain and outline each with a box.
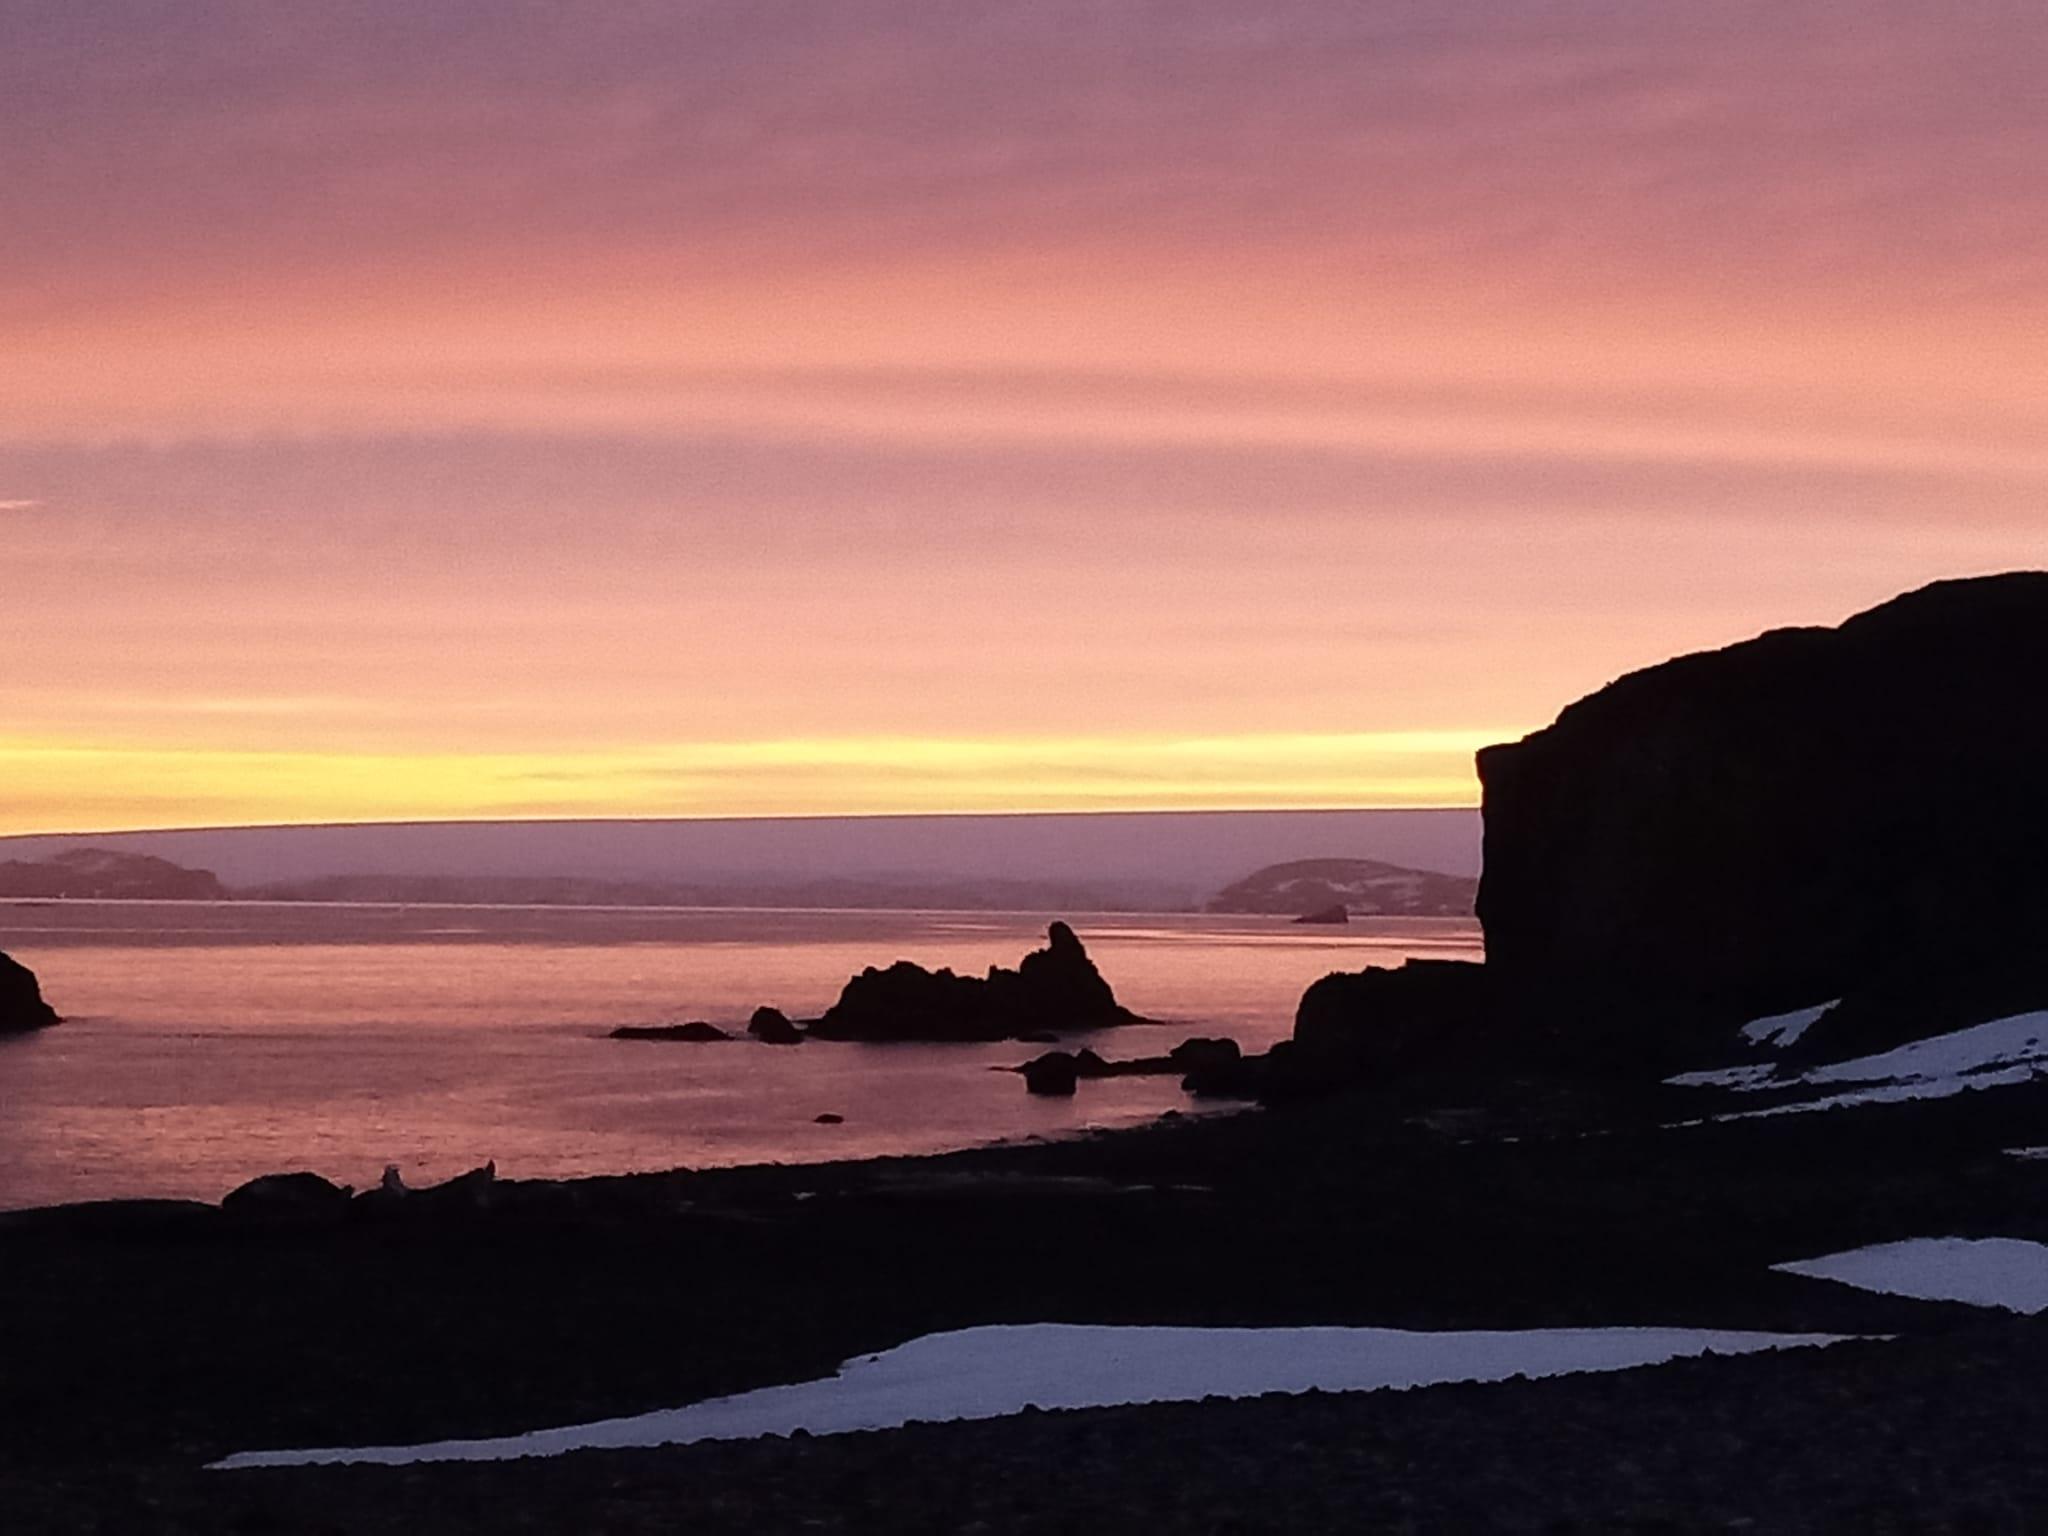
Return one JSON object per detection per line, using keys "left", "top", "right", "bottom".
{"left": 5, "top": 1070, "right": 2048, "bottom": 1532}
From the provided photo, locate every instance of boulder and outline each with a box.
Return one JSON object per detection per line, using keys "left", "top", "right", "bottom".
{"left": 221, "top": 1171, "right": 353, "bottom": 1226}
{"left": 610, "top": 1021, "right": 731, "bottom": 1042}
{"left": 412, "top": 1161, "right": 497, "bottom": 1213}
{"left": 1168, "top": 1036, "right": 1241, "bottom": 1075}
{"left": 1477, "top": 574, "right": 2048, "bottom": 1044}
{"left": 813, "top": 1112, "right": 845, "bottom": 1125}
{"left": 810, "top": 922, "right": 1141, "bottom": 1042}
{"left": 1293, "top": 902, "right": 1351, "bottom": 925}
{"left": 1284, "top": 959, "right": 1502, "bottom": 1093}
{"left": 747, "top": 1006, "right": 805, "bottom": 1045}
{"left": 1020, "top": 1051, "right": 1081, "bottom": 1096}
{"left": 0, "top": 951, "right": 59, "bottom": 1033}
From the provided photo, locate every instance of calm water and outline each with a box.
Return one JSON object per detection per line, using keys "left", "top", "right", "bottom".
{"left": 0, "top": 903, "right": 1481, "bottom": 1211}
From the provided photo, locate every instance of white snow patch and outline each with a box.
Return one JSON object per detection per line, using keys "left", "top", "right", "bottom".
{"left": 1739, "top": 1001, "right": 1838, "bottom": 1048}
{"left": 1669, "top": 1009, "right": 2048, "bottom": 1118}
{"left": 211, "top": 1323, "right": 1851, "bottom": 1470}
{"left": 1775, "top": 1237, "right": 2048, "bottom": 1315}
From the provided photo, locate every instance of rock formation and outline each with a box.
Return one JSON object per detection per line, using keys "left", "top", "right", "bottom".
{"left": 747, "top": 1006, "right": 805, "bottom": 1045}
{"left": 0, "top": 950, "right": 59, "bottom": 1033}
{"left": 1013, "top": 1036, "right": 1243, "bottom": 1095}
{"left": 1478, "top": 573, "right": 2048, "bottom": 1039}
{"left": 610, "top": 1021, "right": 732, "bottom": 1042}
{"left": 1293, "top": 903, "right": 1350, "bottom": 925}
{"left": 221, "top": 1171, "right": 354, "bottom": 1225}
{"left": 811, "top": 922, "right": 1140, "bottom": 1043}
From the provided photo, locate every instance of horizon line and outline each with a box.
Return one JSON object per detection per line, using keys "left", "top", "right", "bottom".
{"left": 0, "top": 804, "right": 1482, "bottom": 843}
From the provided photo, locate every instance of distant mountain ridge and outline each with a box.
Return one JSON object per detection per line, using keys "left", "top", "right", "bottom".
{"left": 1206, "top": 858, "right": 1478, "bottom": 918}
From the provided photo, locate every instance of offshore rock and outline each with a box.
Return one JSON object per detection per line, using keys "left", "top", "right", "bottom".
{"left": 1293, "top": 902, "right": 1351, "bottom": 925}
{"left": 811, "top": 922, "right": 1140, "bottom": 1043}
{"left": 1020, "top": 1051, "right": 1081, "bottom": 1096}
{"left": 610, "top": 1021, "right": 732, "bottom": 1042}
{"left": 1478, "top": 573, "right": 2048, "bottom": 1041}
{"left": 747, "top": 1006, "right": 805, "bottom": 1045}
{"left": 0, "top": 950, "right": 60, "bottom": 1033}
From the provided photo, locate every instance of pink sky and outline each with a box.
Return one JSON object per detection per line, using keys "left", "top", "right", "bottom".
{"left": 3, "top": 2, "right": 2043, "bottom": 832}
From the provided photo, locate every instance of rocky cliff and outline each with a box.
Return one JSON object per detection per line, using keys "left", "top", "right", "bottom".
{"left": 1477, "top": 573, "right": 2048, "bottom": 1033}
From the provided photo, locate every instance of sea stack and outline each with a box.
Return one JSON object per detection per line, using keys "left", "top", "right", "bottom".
{"left": 0, "top": 950, "right": 60, "bottom": 1033}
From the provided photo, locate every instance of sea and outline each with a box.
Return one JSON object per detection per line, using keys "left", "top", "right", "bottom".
{"left": 0, "top": 902, "right": 1481, "bottom": 1212}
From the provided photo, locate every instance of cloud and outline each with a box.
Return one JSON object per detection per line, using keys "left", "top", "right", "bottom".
{"left": 0, "top": 499, "right": 39, "bottom": 510}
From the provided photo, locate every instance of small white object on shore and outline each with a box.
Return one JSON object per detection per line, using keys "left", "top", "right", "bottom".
{"left": 1774, "top": 1237, "right": 2048, "bottom": 1315}
{"left": 213, "top": 1322, "right": 1850, "bottom": 1470}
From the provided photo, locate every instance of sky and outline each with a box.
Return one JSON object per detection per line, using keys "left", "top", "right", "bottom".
{"left": 3, "top": 1, "right": 2044, "bottom": 835}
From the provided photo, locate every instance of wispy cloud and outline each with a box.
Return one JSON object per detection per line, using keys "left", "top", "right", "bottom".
{"left": 0, "top": 499, "right": 40, "bottom": 510}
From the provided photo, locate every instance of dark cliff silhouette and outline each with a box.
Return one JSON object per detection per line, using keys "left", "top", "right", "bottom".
{"left": 1247, "top": 572, "right": 2048, "bottom": 1099}
{"left": 1477, "top": 572, "right": 2048, "bottom": 1040}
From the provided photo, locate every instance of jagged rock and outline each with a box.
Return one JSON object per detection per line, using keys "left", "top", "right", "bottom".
{"left": 0, "top": 950, "right": 59, "bottom": 1033}
{"left": 748, "top": 1006, "right": 805, "bottom": 1045}
{"left": 1478, "top": 573, "right": 2048, "bottom": 1044}
{"left": 222, "top": 1171, "right": 353, "bottom": 1225}
{"left": 810, "top": 922, "right": 1140, "bottom": 1043}
{"left": 1293, "top": 902, "right": 1350, "bottom": 925}
{"left": 610, "top": 1021, "right": 731, "bottom": 1042}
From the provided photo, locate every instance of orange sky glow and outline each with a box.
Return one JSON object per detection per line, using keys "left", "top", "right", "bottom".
{"left": 4, "top": 2, "right": 2044, "bottom": 834}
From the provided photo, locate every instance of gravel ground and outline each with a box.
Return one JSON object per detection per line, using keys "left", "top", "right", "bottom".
{"left": 8, "top": 1075, "right": 2048, "bottom": 1532}
{"left": 10, "top": 1321, "right": 2048, "bottom": 1534}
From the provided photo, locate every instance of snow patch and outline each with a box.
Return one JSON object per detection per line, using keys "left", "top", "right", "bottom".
{"left": 212, "top": 1323, "right": 1850, "bottom": 1470}
{"left": 1670, "top": 1009, "right": 2048, "bottom": 1117}
{"left": 1774, "top": 1238, "right": 2048, "bottom": 1315}
{"left": 1739, "top": 1001, "right": 1838, "bottom": 1048}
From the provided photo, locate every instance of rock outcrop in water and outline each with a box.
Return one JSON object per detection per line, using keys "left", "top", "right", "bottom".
{"left": 0, "top": 951, "right": 59, "bottom": 1033}
{"left": 1477, "top": 573, "right": 2048, "bottom": 1041}
{"left": 748, "top": 1007, "right": 805, "bottom": 1045}
{"left": 811, "top": 922, "right": 1140, "bottom": 1043}
{"left": 1013, "top": 1036, "right": 1243, "bottom": 1095}
{"left": 610, "top": 1021, "right": 732, "bottom": 1042}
